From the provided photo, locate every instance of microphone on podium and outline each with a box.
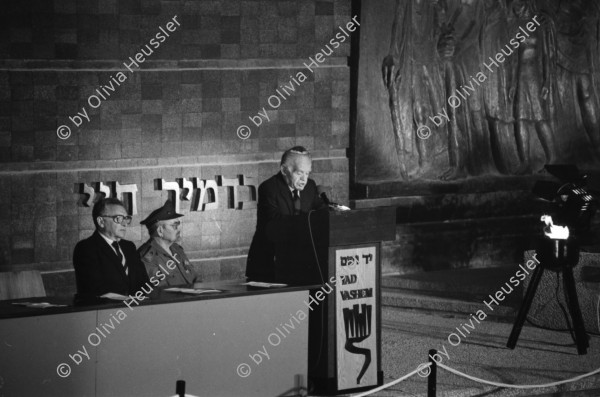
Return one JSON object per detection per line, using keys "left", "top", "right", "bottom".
{"left": 317, "top": 185, "right": 333, "bottom": 205}
{"left": 317, "top": 186, "right": 350, "bottom": 211}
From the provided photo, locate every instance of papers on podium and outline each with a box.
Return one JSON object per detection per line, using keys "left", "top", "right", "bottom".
{"left": 100, "top": 292, "right": 130, "bottom": 300}
{"left": 163, "top": 287, "right": 221, "bottom": 295}
{"left": 242, "top": 281, "right": 288, "bottom": 288}
{"left": 12, "top": 302, "right": 68, "bottom": 308}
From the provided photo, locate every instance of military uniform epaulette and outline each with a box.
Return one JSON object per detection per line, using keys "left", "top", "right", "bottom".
{"left": 138, "top": 240, "right": 155, "bottom": 261}
{"left": 170, "top": 243, "right": 183, "bottom": 251}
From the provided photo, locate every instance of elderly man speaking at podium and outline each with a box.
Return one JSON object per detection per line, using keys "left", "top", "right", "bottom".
{"left": 246, "top": 146, "right": 327, "bottom": 283}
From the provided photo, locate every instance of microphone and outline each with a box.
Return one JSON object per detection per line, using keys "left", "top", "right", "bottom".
{"left": 317, "top": 185, "right": 333, "bottom": 205}
{"left": 317, "top": 186, "right": 350, "bottom": 211}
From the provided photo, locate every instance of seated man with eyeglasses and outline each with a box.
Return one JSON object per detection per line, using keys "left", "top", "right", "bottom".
{"left": 138, "top": 200, "right": 200, "bottom": 287}
{"left": 73, "top": 197, "right": 150, "bottom": 302}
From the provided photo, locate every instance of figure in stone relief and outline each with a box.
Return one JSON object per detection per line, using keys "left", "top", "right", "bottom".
{"left": 382, "top": 0, "right": 444, "bottom": 180}
{"left": 480, "top": 0, "right": 518, "bottom": 174}
{"left": 437, "top": 1, "right": 468, "bottom": 180}
{"left": 551, "top": 0, "right": 600, "bottom": 156}
{"left": 382, "top": 0, "right": 411, "bottom": 179}
{"left": 436, "top": 0, "right": 495, "bottom": 180}
{"left": 509, "top": 0, "right": 557, "bottom": 173}
{"left": 448, "top": 0, "right": 496, "bottom": 178}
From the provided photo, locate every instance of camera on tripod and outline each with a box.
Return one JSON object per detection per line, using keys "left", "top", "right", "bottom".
{"left": 507, "top": 164, "right": 598, "bottom": 355}
{"left": 533, "top": 164, "right": 598, "bottom": 243}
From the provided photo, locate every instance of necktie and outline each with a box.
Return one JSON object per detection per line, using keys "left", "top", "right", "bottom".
{"left": 112, "top": 241, "right": 128, "bottom": 276}
{"left": 292, "top": 189, "right": 301, "bottom": 215}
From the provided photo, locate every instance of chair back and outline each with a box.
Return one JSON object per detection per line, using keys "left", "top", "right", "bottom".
{"left": 0, "top": 270, "right": 46, "bottom": 300}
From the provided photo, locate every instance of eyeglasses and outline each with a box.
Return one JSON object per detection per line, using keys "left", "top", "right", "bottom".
{"left": 100, "top": 215, "right": 132, "bottom": 225}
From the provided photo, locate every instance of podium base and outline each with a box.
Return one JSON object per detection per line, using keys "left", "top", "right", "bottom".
{"left": 308, "top": 371, "right": 384, "bottom": 395}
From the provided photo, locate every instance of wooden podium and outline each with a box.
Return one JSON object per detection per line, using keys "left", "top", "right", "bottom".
{"left": 269, "top": 207, "right": 396, "bottom": 394}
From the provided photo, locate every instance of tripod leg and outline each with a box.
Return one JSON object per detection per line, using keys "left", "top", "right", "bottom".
{"left": 507, "top": 265, "right": 545, "bottom": 349}
{"left": 563, "top": 268, "right": 588, "bottom": 355}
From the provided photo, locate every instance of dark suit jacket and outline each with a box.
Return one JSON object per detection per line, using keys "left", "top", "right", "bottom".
{"left": 73, "top": 231, "right": 150, "bottom": 301}
{"left": 246, "top": 172, "right": 325, "bottom": 282}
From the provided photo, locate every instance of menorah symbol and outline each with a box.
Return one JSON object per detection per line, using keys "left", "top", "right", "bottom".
{"left": 342, "top": 303, "right": 372, "bottom": 384}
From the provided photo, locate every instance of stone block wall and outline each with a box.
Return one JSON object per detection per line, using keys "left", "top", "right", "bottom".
{"left": 0, "top": 0, "right": 354, "bottom": 296}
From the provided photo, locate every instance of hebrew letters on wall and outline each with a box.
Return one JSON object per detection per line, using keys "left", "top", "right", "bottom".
{"left": 76, "top": 175, "right": 257, "bottom": 215}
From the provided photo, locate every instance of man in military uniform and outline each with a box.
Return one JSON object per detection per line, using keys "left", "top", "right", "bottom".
{"left": 138, "top": 200, "right": 200, "bottom": 287}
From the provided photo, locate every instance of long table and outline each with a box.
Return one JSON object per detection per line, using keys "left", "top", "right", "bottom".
{"left": 0, "top": 281, "right": 317, "bottom": 397}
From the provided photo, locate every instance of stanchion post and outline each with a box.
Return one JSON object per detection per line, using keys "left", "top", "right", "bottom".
{"left": 428, "top": 349, "right": 437, "bottom": 397}
{"left": 176, "top": 380, "right": 185, "bottom": 397}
